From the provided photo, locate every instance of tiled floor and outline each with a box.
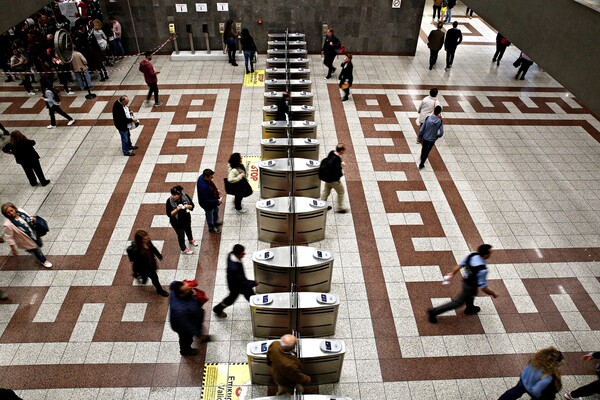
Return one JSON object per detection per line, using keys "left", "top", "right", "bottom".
{"left": 1, "top": 3, "right": 600, "bottom": 399}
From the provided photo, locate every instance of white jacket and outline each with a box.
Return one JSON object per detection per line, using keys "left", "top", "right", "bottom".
{"left": 416, "top": 95, "right": 440, "bottom": 125}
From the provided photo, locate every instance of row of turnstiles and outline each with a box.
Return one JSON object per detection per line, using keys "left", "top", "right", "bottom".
{"left": 246, "top": 32, "right": 350, "bottom": 399}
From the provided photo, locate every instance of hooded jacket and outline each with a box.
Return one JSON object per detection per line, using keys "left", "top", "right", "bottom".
{"left": 418, "top": 115, "right": 444, "bottom": 142}
{"left": 139, "top": 59, "right": 158, "bottom": 84}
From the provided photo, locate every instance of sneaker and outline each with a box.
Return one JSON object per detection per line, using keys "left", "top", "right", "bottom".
{"left": 28, "top": 91, "right": 36, "bottom": 96}
{"left": 181, "top": 248, "right": 193, "bottom": 255}
{"left": 427, "top": 309, "right": 438, "bottom": 324}
{"left": 124, "top": 151, "right": 135, "bottom": 156}
{"left": 42, "top": 261, "right": 53, "bottom": 268}
{"left": 154, "top": 102, "right": 163, "bottom": 107}
{"left": 464, "top": 306, "right": 481, "bottom": 315}
{"left": 213, "top": 308, "right": 227, "bottom": 318}
{"left": 209, "top": 227, "right": 221, "bottom": 234}
{"left": 564, "top": 392, "right": 578, "bottom": 399}
{"left": 131, "top": 145, "right": 139, "bottom": 150}
{"left": 41, "top": 180, "right": 51, "bottom": 187}
{"left": 144, "top": 100, "right": 151, "bottom": 106}
{"left": 189, "top": 239, "right": 199, "bottom": 247}
{"left": 157, "top": 289, "right": 169, "bottom": 297}
{"left": 66, "top": 91, "right": 75, "bottom": 95}
{"left": 180, "top": 349, "right": 199, "bottom": 356}
{"left": 67, "top": 119, "right": 75, "bottom": 126}
{"left": 47, "top": 125, "right": 56, "bottom": 129}
{"left": 235, "top": 208, "right": 247, "bottom": 214}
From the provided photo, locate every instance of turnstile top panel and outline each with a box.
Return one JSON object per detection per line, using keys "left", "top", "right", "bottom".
{"left": 264, "top": 91, "right": 314, "bottom": 99}
{"left": 265, "top": 67, "right": 310, "bottom": 73}
{"left": 267, "top": 58, "right": 309, "bottom": 63}
{"left": 265, "top": 79, "right": 312, "bottom": 85}
{"left": 260, "top": 138, "right": 319, "bottom": 147}
{"left": 261, "top": 120, "right": 317, "bottom": 128}
{"left": 267, "top": 40, "right": 307, "bottom": 45}
{"left": 250, "top": 292, "right": 338, "bottom": 309}
{"left": 253, "top": 245, "right": 333, "bottom": 268}
{"left": 256, "top": 196, "right": 327, "bottom": 213}
{"left": 267, "top": 48, "right": 308, "bottom": 54}
{"left": 258, "top": 157, "right": 319, "bottom": 172}
{"left": 247, "top": 338, "right": 345, "bottom": 358}
{"left": 267, "top": 33, "right": 305, "bottom": 38}
{"left": 250, "top": 292, "right": 291, "bottom": 308}
{"left": 263, "top": 105, "right": 316, "bottom": 113}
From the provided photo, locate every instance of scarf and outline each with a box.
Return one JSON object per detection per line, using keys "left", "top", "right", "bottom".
{"left": 9, "top": 211, "right": 39, "bottom": 243}
{"left": 204, "top": 177, "right": 219, "bottom": 198}
{"left": 168, "top": 192, "right": 191, "bottom": 221}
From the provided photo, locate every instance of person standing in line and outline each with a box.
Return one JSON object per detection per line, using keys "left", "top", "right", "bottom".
{"left": 432, "top": 0, "right": 443, "bottom": 22}
{"left": 240, "top": 28, "right": 256, "bottom": 74}
{"left": 71, "top": 48, "right": 92, "bottom": 91}
{"left": 109, "top": 16, "right": 124, "bottom": 58}
{"left": 427, "top": 244, "right": 496, "bottom": 324}
{"left": 322, "top": 28, "right": 341, "bottom": 79}
{"left": 42, "top": 84, "right": 75, "bottom": 129}
{"left": 515, "top": 52, "right": 534, "bottom": 80}
{"left": 564, "top": 352, "right": 600, "bottom": 399}
{"left": 1, "top": 202, "right": 52, "bottom": 268}
{"left": 10, "top": 49, "right": 35, "bottom": 95}
{"left": 267, "top": 334, "right": 312, "bottom": 395}
{"left": 224, "top": 20, "right": 238, "bottom": 66}
{"left": 112, "top": 95, "right": 139, "bottom": 156}
{"left": 444, "top": 21, "right": 463, "bottom": 70}
{"left": 196, "top": 169, "right": 223, "bottom": 234}
{"left": 226, "top": 152, "right": 251, "bottom": 213}
{"left": 493, "top": 33, "right": 511, "bottom": 66}
{"left": 2, "top": 130, "right": 50, "bottom": 187}
{"left": 319, "top": 144, "right": 349, "bottom": 213}
{"left": 212, "top": 244, "right": 258, "bottom": 318}
{"left": 444, "top": 0, "right": 456, "bottom": 23}
{"left": 165, "top": 185, "right": 198, "bottom": 255}
{"left": 139, "top": 51, "right": 161, "bottom": 107}
{"left": 417, "top": 105, "right": 444, "bottom": 170}
{"left": 499, "top": 347, "right": 564, "bottom": 400}
{"left": 338, "top": 53, "right": 353, "bottom": 102}
{"left": 168, "top": 280, "right": 208, "bottom": 356}
{"left": 427, "top": 22, "right": 445, "bottom": 70}
{"left": 128, "top": 230, "right": 169, "bottom": 297}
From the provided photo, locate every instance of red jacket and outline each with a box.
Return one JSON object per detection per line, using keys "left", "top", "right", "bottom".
{"left": 139, "top": 59, "right": 157, "bottom": 83}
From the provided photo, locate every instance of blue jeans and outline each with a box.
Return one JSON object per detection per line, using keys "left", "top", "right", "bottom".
{"left": 75, "top": 70, "right": 92, "bottom": 90}
{"left": 243, "top": 50, "right": 255, "bottom": 72}
{"left": 419, "top": 139, "right": 436, "bottom": 167}
{"left": 28, "top": 247, "right": 47, "bottom": 263}
{"left": 118, "top": 128, "right": 133, "bottom": 155}
{"left": 114, "top": 38, "right": 125, "bottom": 57}
{"left": 444, "top": 8, "right": 452, "bottom": 22}
{"left": 205, "top": 207, "right": 219, "bottom": 230}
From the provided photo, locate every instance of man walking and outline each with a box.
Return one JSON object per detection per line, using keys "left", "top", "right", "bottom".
{"left": 139, "top": 51, "right": 161, "bottom": 107}
{"left": 267, "top": 334, "right": 312, "bottom": 395}
{"left": 493, "top": 33, "right": 511, "bottom": 66}
{"left": 418, "top": 106, "right": 444, "bottom": 170}
{"left": 322, "top": 28, "right": 341, "bottom": 79}
{"left": 444, "top": 0, "right": 456, "bottom": 23}
{"left": 212, "top": 244, "right": 258, "bottom": 318}
{"left": 112, "top": 95, "right": 138, "bottom": 156}
{"left": 168, "top": 280, "right": 206, "bottom": 356}
{"left": 427, "top": 22, "right": 445, "bottom": 70}
{"left": 444, "top": 21, "right": 463, "bottom": 70}
{"left": 427, "top": 244, "right": 498, "bottom": 324}
{"left": 319, "top": 144, "right": 348, "bottom": 213}
{"left": 196, "top": 169, "right": 222, "bottom": 233}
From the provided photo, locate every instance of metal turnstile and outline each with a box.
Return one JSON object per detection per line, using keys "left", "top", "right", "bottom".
{"left": 263, "top": 105, "right": 315, "bottom": 121}
{"left": 268, "top": 33, "right": 306, "bottom": 40}
{"left": 247, "top": 338, "right": 345, "bottom": 385}
{"left": 267, "top": 48, "right": 308, "bottom": 57}
{"left": 261, "top": 120, "right": 317, "bottom": 139}
{"left": 267, "top": 39, "right": 307, "bottom": 50}
{"left": 260, "top": 138, "right": 319, "bottom": 160}
{"left": 264, "top": 91, "right": 314, "bottom": 106}
{"left": 265, "top": 79, "right": 312, "bottom": 92}
{"left": 266, "top": 57, "right": 309, "bottom": 69}
{"left": 256, "top": 197, "right": 327, "bottom": 244}
{"left": 265, "top": 67, "right": 310, "bottom": 80}
{"left": 258, "top": 158, "right": 320, "bottom": 199}
{"left": 250, "top": 292, "right": 339, "bottom": 337}
{"left": 253, "top": 246, "right": 334, "bottom": 293}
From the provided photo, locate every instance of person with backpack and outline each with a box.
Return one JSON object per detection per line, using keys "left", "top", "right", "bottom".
{"left": 42, "top": 84, "right": 75, "bottom": 129}
{"left": 127, "top": 230, "right": 169, "bottom": 297}
{"left": 319, "top": 144, "right": 348, "bottom": 213}
{"left": 322, "top": 28, "right": 341, "bottom": 79}
{"left": 427, "top": 244, "right": 497, "bottom": 324}
{"left": 493, "top": 33, "right": 511, "bottom": 66}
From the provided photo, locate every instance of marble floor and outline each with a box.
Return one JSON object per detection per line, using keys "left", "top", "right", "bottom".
{"left": 0, "top": 3, "right": 599, "bottom": 400}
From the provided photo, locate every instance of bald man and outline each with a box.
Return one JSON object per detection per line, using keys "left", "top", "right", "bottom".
{"left": 266, "top": 334, "right": 311, "bottom": 395}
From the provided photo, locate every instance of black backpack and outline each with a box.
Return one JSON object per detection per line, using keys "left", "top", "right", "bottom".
{"left": 463, "top": 252, "right": 487, "bottom": 287}
{"left": 126, "top": 243, "right": 138, "bottom": 263}
{"left": 318, "top": 153, "right": 341, "bottom": 182}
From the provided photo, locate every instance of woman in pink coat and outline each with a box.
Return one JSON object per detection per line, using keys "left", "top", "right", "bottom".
{"left": 1, "top": 202, "right": 52, "bottom": 268}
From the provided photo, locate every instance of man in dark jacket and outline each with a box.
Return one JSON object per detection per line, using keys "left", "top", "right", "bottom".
{"left": 196, "top": 169, "right": 222, "bottom": 233}
{"left": 444, "top": 21, "right": 463, "bottom": 70}
{"left": 427, "top": 22, "right": 445, "bottom": 70}
{"left": 319, "top": 144, "right": 348, "bottom": 213}
{"left": 213, "top": 244, "right": 258, "bottom": 318}
{"left": 169, "top": 280, "right": 205, "bottom": 356}
{"left": 112, "top": 95, "right": 138, "bottom": 156}
{"left": 493, "top": 33, "right": 511, "bottom": 66}
{"left": 338, "top": 54, "right": 353, "bottom": 102}
{"left": 418, "top": 106, "right": 444, "bottom": 170}
{"left": 322, "top": 28, "right": 341, "bottom": 79}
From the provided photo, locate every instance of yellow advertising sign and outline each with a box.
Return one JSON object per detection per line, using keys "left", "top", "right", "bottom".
{"left": 201, "top": 363, "right": 251, "bottom": 400}
{"left": 243, "top": 70, "right": 265, "bottom": 87}
{"left": 242, "top": 155, "right": 261, "bottom": 190}
{"left": 169, "top": 23, "right": 176, "bottom": 34}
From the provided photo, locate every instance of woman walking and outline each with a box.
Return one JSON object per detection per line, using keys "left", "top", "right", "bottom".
{"left": 224, "top": 20, "right": 238, "bottom": 66}
{"left": 165, "top": 185, "right": 198, "bottom": 255}
{"left": 240, "top": 28, "right": 257, "bottom": 74}
{"left": 227, "top": 152, "right": 252, "bottom": 213}
{"left": 2, "top": 202, "right": 52, "bottom": 268}
{"left": 2, "top": 130, "right": 50, "bottom": 187}
{"left": 338, "top": 53, "right": 353, "bottom": 102}
{"left": 43, "top": 84, "right": 75, "bottom": 129}
{"left": 128, "top": 230, "right": 169, "bottom": 297}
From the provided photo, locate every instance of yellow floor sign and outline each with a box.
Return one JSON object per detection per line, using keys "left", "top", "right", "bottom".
{"left": 242, "top": 155, "right": 261, "bottom": 191}
{"left": 201, "top": 363, "right": 252, "bottom": 400}
{"left": 243, "top": 70, "right": 265, "bottom": 87}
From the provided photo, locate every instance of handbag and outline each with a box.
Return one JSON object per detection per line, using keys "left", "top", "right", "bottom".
{"left": 513, "top": 57, "right": 523, "bottom": 68}
{"left": 239, "top": 177, "right": 253, "bottom": 198}
{"left": 223, "top": 177, "right": 236, "bottom": 195}
{"left": 34, "top": 216, "right": 49, "bottom": 237}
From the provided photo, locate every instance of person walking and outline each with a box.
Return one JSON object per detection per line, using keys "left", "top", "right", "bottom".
{"left": 427, "top": 244, "right": 496, "bottom": 324}
{"left": 267, "top": 334, "right": 312, "bottom": 395}
{"left": 2, "top": 130, "right": 50, "bottom": 187}
{"left": 165, "top": 185, "right": 198, "bottom": 255}
{"left": 493, "top": 33, "right": 511, "bottom": 66}
{"left": 226, "top": 153, "right": 252, "bottom": 213}
{"left": 168, "top": 280, "right": 207, "bottom": 356}
{"left": 71, "top": 48, "right": 92, "bottom": 91}
{"left": 139, "top": 51, "right": 161, "bottom": 106}
{"left": 564, "top": 352, "right": 600, "bottom": 399}
{"left": 466, "top": 7, "right": 474, "bottom": 18}
{"left": 196, "top": 169, "right": 222, "bottom": 234}
{"left": 322, "top": 28, "right": 341, "bottom": 79}
{"left": 112, "top": 95, "right": 139, "bottom": 156}
{"left": 427, "top": 22, "right": 445, "bottom": 70}
{"left": 417, "top": 105, "right": 444, "bottom": 170}
{"left": 319, "top": 144, "right": 349, "bottom": 213}
{"left": 515, "top": 52, "right": 534, "bottom": 80}
{"left": 416, "top": 88, "right": 440, "bottom": 129}
{"left": 42, "top": 84, "right": 75, "bottom": 129}
{"left": 499, "top": 347, "right": 564, "bottom": 400}
{"left": 1, "top": 202, "right": 52, "bottom": 268}
{"left": 444, "top": 21, "right": 463, "bottom": 70}
{"left": 212, "top": 244, "right": 258, "bottom": 318}
{"left": 224, "top": 20, "right": 238, "bottom": 66}
{"left": 338, "top": 53, "right": 353, "bottom": 102}
{"left": 127, "top": 230, "right": 169, "bottom": 297}
{"left": 444, "top": 0, "right": 456, "bottom": 23}
{"left": 432, "top": 0, "right": 443, "bottom": 22}
{"left": 240, "top": 28, "right": 256, "bottom": 74}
